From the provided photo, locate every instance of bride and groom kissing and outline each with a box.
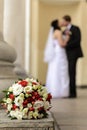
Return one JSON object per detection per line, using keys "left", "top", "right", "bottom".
{"left": 44, "top": 15, "right": 83, "bottom": 98}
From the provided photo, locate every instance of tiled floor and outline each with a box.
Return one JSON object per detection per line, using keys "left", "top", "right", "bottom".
{"left": 51, "top": 88, "right": 87, "bottom": 130}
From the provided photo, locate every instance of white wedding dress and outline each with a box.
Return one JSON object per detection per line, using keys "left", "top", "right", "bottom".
{"left": 44, "top": 28, "right": 69, "bottom": 98}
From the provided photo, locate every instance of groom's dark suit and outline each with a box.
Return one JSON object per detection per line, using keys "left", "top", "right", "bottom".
{"left": 65, "top": 25, "right": 83, "bottom": 97}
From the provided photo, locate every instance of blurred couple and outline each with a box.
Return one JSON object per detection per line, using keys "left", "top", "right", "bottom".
{"left": 44, "top": 15, "right": 83, "bottom": 98}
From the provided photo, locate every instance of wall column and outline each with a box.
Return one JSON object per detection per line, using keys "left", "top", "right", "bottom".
{"left": 3, "top": 0, "right": 26, "bottom": 68}
{"left": 30, "top": 0, "right": 39, "bottom": 78}
{"left": 0, "top": 0, "right": 4, "bottom": 39}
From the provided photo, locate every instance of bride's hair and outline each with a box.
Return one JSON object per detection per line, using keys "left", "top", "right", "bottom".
{"left": 51, "top": 19, "right": 60, "bottom": 31}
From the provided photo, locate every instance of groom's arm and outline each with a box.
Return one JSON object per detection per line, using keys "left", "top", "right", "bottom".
{"left": 66, "top": 26, "right": 81, "bottom": 49}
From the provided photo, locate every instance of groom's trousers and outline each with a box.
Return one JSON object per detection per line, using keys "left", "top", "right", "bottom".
{"left": 68, "top": 58, "right": 78, "bottom": 97}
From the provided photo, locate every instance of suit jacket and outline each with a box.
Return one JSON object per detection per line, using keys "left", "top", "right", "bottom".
{"left": 65, "top": 25, "right": 83, "bottom": 60}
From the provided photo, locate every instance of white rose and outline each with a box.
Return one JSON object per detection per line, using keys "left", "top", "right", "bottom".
{"left": 8, "top": 87, "right": 13, "bottom": 92}
{"left": 20, "top": 105, "right": 23, "bottom": 111}
{"left": 10, "top": 111, "right": 16, "bottom": 118}
{"left": 15, "top": 110, "right": 23, "bottom": 120}
{"left": 33, "top": 85, "right": 38, "bottom": 90}
{"left": 12, "top": 83, "right": 24, "bottom": 96}
{"left": 25, "top": 78, "right": 32, "bottom": 86}
{"left": 24, "top": 86, "right": 33, "bottom": 93}
{"left": 25, "top": 93, "right": 29, "bottom": 98}
{"left": 31, "top": 78, "right": 38, "bottom": 83}
{"left": 28, "top": 111, "right": 33, "bottom": 119}
{"left": 22, "top": 108, "right": 28, "bottom": 115}
{"left": 7, "top": 98, "right": 12, "bottom": 104}
{"left": 38, "top": 113, "right": 44, "bottom": 119}
{"left": 37, "top": 89, "right": 41, "bottom": 94}
{"left": 7, "top": 104, "right": 12, "bottom": 111}
{"left": 33, "top": 85, "right": 41, "bottom": 90}
{"left": 33, "top": 79, "right": 38, "bottom": 83}
{"left": 37, "top": 87, "right": 47, "bottom": 96}
{"left": 27, "top": 103, "right": 32, "bottom": 108}
{"left": 7, "top": 92, "right": 10, "bottom": 95}
{"left": 44, "top": 101, "right": 50, "bottom": 110}
{"left": 33, "top": 111, "right": 39, "bottom": 119}
{"left": 30, "top": 78, "right": 35, "bottom": 82}
{"left": 43, "top": 93, "right": 48, "bottom": 99}
{"left": 22, "top": 114, "right": 28, "bottom": 119}
{"left": 41, "top": 87, "right": 47, "bottom": 94}
{"left": 25, "top": 78, "right": 30, "bottom": 82}
{"left": 19, "top": 93, "right": 24, "bottom": 99}
{"left": 14, "top": 96, "right": 23, "bottom": 106}
{"left": 3, "top": 98, "right": 7, "bottom": 103}
{"left": 22, "top": 108, "right": 28, "bottom": 119}
{"left": 34, "top": 101, "right": 44, "bottom": 109}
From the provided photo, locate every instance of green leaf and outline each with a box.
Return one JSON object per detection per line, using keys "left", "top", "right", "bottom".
{"left": 2, "top": 90, "right": 8, "bottom": 93}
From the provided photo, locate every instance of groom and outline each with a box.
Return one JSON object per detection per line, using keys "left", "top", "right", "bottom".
{"left": 61, "top": 15, "right": 83, "bottom": 98}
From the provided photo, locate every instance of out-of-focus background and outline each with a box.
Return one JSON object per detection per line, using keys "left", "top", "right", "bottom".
{"left": 0, "top": 0, "right": 87, "bottom": 86}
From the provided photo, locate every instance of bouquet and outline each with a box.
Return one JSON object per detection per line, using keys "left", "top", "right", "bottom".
{"left": 1, "top": 78, "right": 52, "bottom": 120}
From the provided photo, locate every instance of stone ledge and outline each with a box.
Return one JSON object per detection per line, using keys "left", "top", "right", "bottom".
{"left": 0, "top": 110, "right": 55, "bottom": 130}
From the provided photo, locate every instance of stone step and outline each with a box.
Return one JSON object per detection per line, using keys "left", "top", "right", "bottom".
{"left": 0, "top": 110, "right": 55, "bottom": 130}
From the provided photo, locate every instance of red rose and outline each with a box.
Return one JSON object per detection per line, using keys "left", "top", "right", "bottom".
{"left": 47, "top": 93, "right": 52, "bottom": 102}
{"left": 33, "top": 92, "right": 40, "bottom": 100}
{"left": 9, "top": 94, "right": 15, "bottom": 100}
{"left": 32, "top": 96, "right": 35, "bottom": 100}
{"left": 27, "top": 92, "right": 31, "bottom": 95}
{"left": 32, "top": 82, "right": 38, "bottom": 85}
{"left": 32, "top": 101, "right": 35, "bottom": 105}
{"left": 34, "top": 92, "right": 38, "bottom": 95}
{"left": 29, "top": 107, "right": 34, "bottom": 111}
{"left": 35, "top": 94, "right": 40, "bottom": 100}
{"left": 12, "top": 104, "right": 17, "bottom": 110}
{"left": 27, "top": 97, "right": 32, "bottom": 103}
{"left": 38, "top": 107, "right": 44, "bottom": 111}
{"left": 38, "top": 98, "right": 43, "bottom": 101}
{"left": 19, "top": 80, "right": 28, "bottom": 87}
{"left": 23, "top": 100, "right": 28, "bottom": 107}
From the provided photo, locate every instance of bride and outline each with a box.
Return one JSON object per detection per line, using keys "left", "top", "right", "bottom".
{"left": 44, "top": 19, "right": 69, "bottom": 98}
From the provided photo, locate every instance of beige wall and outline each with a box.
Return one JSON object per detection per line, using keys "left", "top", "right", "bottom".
{"left": 80, "top": 2, "right": 87, "bottom": 85}
{"left": 30, "top": 0, "right": 87, "bottom": 86}
{"left": 38, "top": 1, "right": 81, "bottom": 84}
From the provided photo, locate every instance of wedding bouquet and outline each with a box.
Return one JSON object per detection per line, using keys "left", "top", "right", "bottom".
{"left": 2, "top": 78, "right": 52, "bottom": 120}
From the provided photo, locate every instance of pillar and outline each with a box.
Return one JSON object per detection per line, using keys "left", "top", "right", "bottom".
{"left": 30, "top": 0, "right": 39, "bottom": 78}
{"left": 3, "top": 0, "right": 26, "bottom": 68}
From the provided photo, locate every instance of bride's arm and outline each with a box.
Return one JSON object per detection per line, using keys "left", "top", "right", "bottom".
{"left": 54, "top": 30, "right": 69, "bottom": 47}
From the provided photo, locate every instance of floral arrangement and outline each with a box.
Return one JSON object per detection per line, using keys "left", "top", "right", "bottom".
{"left": 2, "top": 78, "right": 52, "bottom": 120}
